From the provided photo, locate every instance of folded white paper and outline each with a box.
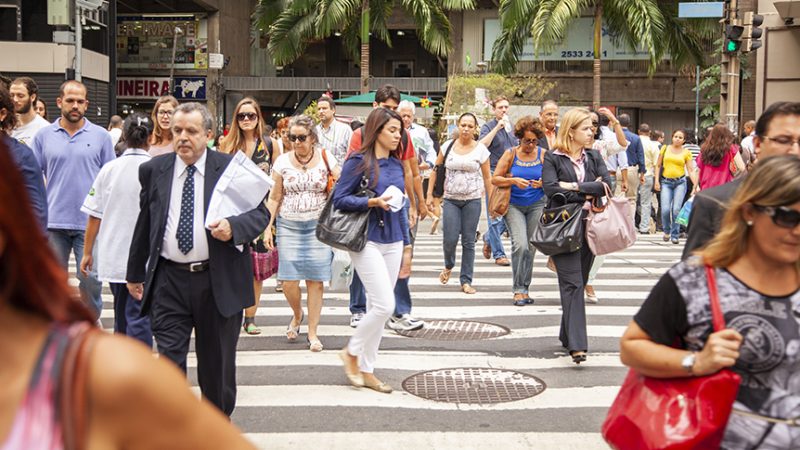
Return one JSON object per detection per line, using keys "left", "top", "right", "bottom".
{"left": 381, "top": 185, "right": 406, "bottom": 212}
{"left": 205, "top": 151, "right": 274, "bottom": 250}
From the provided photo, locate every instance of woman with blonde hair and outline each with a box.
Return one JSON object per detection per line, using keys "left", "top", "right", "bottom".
{"left": 541, "top": 107, "right": 612, "bottom": 364}
{"left": 220, "top": 97, "right": 280, "bottom": 335}
{"left": 620, "top": 155, "right": 800, "bottom": 448}
{"left": 148, "top": 95, "right": 178, "bottom": 156}
{"left": 265, "top": 115, "right": 339, "bottom": 352}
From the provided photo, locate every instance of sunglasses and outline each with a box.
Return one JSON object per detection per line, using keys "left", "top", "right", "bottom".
{"left": 237, "top": 112, "right": 257, "bottom": 121}
{"left": 753, "top": 205, "right": 800, "bottom": 229}
{"left": 288, "top": 134, "right": 309, "bottom": 143}
{"left": 521, "top": 138, "right": 538, "bottom": 145}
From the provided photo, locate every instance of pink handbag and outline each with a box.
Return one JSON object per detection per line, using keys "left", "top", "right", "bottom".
{"left": 586, "top": 183, "right": 636, "bottom": 256}
{"left": 251, "top": 248, "right": 278, "bottom": 281}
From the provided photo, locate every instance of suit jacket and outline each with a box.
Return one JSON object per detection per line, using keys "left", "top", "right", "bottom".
{"left": 537, "top": 126, "right": 559, "bottom": 151}
{"left": 681, "top": 177, "right": 744, "bottom": 259}
{"left": 542, "top": 148, "right": 612, "bottom": 205}
{"left": 126, "top": 150, "right": 271, "bottom": 318}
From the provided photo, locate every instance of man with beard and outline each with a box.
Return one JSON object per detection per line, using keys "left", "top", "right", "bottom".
{"left": 30, "top": 80, "right": 115, "bottom": 318}
{"left": 10, "top": 77, "right": 50, "bottom": 147}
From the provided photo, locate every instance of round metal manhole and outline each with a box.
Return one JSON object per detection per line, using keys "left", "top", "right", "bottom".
{"left": 402, "top": 367, "right": 546, "bottom": 404}
{"left": 394, "top": 320, "right": 509, "bottom": 340}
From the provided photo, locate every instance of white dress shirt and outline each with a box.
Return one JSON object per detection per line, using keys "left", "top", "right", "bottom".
{"left": 161, "top": 150, "right": 210, "bottom": 262}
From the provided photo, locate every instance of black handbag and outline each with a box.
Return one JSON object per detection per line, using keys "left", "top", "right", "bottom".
{"left": 530, "top": 193, "right": 585, "bottom": 256}
{"left": 316, "top": 175, "right": 375, "bottom": 252}
{"left": 431, "top": 140, "right": 455, "bottom": 198}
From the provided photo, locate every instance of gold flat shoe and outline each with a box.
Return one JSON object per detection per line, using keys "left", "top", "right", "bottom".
{"left": 363, "top": 378, "right": 393, "bottom": 394}
{"left": 339, "top": 348, "right": 364, "bottom": 388}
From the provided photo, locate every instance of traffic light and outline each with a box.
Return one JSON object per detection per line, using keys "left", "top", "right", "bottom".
{"left": 724, "top": 24, "right": 744, "bottom": 53}
{"left": 743, "top": 12, "right": 764, "bottom": 52}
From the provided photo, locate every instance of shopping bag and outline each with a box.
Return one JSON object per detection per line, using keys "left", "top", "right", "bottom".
{"left": 676, "top": 196, "right": 694, "bottom": 227}
{"left": 329, "top": 249, "right": 353, "bottom": 290}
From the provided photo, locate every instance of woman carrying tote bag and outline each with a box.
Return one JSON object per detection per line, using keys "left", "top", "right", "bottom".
{"left": 541, "top": 108, "right": 612, "bottom": 365}
{"left": 334, "top": 108, "right": 410, "bottom": 394}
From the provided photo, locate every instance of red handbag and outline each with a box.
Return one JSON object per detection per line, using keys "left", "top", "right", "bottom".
{"left": 602, "top": 265, "right": 741, "bottom": 450}
{"left": 251, "top": 248, "right": 279, "bottom": 282}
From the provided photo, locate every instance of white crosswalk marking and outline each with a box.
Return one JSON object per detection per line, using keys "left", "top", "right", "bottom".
{"left": 74, "top": 227, "right": 682, "bottom": 449}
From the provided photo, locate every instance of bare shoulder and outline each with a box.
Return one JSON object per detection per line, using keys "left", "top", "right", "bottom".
{"left": 89, "top": 335, "right": 255, "bottom": 450}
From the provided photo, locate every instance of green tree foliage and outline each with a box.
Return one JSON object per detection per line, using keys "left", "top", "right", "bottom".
{"left": 446, "top": 73, "right": 556, "bottom": 118}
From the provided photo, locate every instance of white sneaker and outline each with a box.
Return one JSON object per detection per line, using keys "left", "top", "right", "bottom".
{"left": 350, "top": 312, "right": 365, "bottom": 328}
{"left": 387, "top": 314, "right": 425, "bottom": 331}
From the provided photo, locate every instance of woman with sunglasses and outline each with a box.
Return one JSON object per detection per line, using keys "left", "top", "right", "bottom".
{"left": 584, "top": 108, "right": 629, "bottom": 304}
{"left": 620, "top": 155, "right": 800, "bottom": 448}
{"left": 264, "top": 115, "right": 339, "bottom": 352}
{"left": 147, "top": 95, "right": 178, "bottom": 157}
{"left": 426, "top": 112, "right": 492, "bottom": 294}
{"left": 220, "top": 97, "right": 280, "bottom": 335}
{"left": 491, "top": 116, "right": 548, "bottom": 306}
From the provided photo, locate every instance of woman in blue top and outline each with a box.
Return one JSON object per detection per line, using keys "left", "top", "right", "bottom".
{"left": 492, "top": 116, "right": 547, "bottom": 306}
{"left": 333, "top": 108, "right": 410, "bottom": 394}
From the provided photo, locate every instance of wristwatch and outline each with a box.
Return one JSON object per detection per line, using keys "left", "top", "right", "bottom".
{"left": 681, "top": 352, "right": 696, "bottom": 375}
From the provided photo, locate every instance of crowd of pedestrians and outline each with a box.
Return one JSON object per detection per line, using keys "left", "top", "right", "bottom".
{"left": 2, "top": 69, "right": 799, "bottom": 448}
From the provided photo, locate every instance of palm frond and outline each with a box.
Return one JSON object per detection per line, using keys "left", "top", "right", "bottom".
{"left": 656, "top": 2, "right": 718, "bottom": 69}
{"left": 490, "top": 0, "right": 537, "bottom": 73}
{"left": 252, "top": 0, "right": 293, "bottom": 31}
{"left": 530, "top": 0, "right": 593, "bottom": 54}
{"left": 266, "top": 0, "right": 321, "bottom": 65}
{"left": 370, "top": 0, "right": 395, "bottom": 47}
{"left": 340, "top": 21, "right": 362, "bottom": 61}
{"left": 603, "top": 0, "right": 665, "bottom": 73}
{"left": 440, "top": 0, "right": 477, "bottom": 10}
{"left": 399, "top": 0, "right": 453, "bottom": 56}
{"left": 315, "top": 0, "right": 361, "bottom": 36}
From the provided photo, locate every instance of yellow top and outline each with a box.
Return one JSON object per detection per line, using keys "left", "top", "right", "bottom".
{"left": 661, "top": 146, "right": 692, "bottom": 179}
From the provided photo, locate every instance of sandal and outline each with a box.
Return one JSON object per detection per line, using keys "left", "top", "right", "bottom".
{"left": 461, "top": 284, "right": 477, "bottom": 294}
{"left": 307, "top": 337, "right": 324, "bottom": 352}
{"left": 243, "top": 318, "right": 261, "bottom": 335}
{"left": 286, "top": 310, "right": 304, "bottom": 342}
{"left": 439, "top": 268, "right": 452, "bottom": 285}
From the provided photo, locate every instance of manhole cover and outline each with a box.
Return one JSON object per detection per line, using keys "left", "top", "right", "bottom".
{"left": 394, "top": 320, "right": 509, "bottom": 340}
{"left": 403, "top": 368, "right": 546, "bottom": 404}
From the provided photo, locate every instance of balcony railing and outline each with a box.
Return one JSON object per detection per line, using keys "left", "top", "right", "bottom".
{"left": 223, "top": 76, "right": 448, "bottom": 93}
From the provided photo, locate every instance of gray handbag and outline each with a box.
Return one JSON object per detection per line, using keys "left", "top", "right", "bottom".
{"left": 530, "top": 193, "right": 584, "bottom": 256}
{"left": 316, "top": 176, "right": 375, "bottom": 252}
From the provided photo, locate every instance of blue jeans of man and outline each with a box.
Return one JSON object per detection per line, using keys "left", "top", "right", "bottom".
{"left": 49, "top": 229, "right": 103, "bottom": 318}
{"left": 660, "top": 177, "right": 687, "bottom": 240}
{"left": 349, "top": 200, "right": 413, "bottom": 317}
{"left": 109, "top": 282, "right": 153, "bottom": 348}
{"left": 505, "top": 200, "right": 546, "bottom": 294}
{"left": 483, "top": 194, "right": 507, "bottom": 259}
{"left": 443, "top": 198, "right": 483, "bottom": 285}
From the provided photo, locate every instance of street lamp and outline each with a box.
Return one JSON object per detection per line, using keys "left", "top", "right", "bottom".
{"left": 169, "top": 25, "right": 184, "bottom": 93}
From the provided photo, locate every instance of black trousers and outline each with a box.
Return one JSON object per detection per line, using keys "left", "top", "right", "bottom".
{"left": 551, "top": 230, "right": 595, "bottom": 353}
{"left": 149, "top": 261, "right": 242, "bottom": 416}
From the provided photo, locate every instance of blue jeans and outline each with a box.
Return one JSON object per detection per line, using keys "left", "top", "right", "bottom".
{"left": 660, "top": 177, "right": 687, "bottom": 240}
{"left": 483, "top": 193, "right": 507, "bottom": 259}
{"left": 349, "top": 200, "right": 413, "bottom": 317}
{"left": 443, "top": 198, "right": 482, "bottom": 285}
{"left": 109, "top": 282, "right": 153, "bottom": 348}
{"left": 49, "top": 229, "right": 103, "bottom": 318}
{"left": 505, "top": 200, "right": 545, "bottom": 294}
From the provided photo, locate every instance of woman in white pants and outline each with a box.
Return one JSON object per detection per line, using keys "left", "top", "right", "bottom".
{"left": 333, "top": 108, "right": 410, "bottom": 393}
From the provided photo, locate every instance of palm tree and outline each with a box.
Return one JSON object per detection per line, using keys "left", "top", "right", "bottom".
{"left": 491, "top": 0, "right": 716, "bottom": 109}
{"left": 253, "top": 0, "right": 476, "bottom": 93}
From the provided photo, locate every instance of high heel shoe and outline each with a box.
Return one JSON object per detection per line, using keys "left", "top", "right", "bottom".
{"left": 570, "top": 351, "right": 587, "bottom": 364}
{"left": 339, "top": 348, "right": 364, "bottom": 388}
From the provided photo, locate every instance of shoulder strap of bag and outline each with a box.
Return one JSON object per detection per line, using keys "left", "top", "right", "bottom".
{"left": 321, "top": 147, "right": 332, "bottom": 174}
{"left": 443, "top": 140, "right": 455, "bottom": 159}
{"left": 705, "top": 265, "right": 726, "bottom": 332}
{"left": 60, "top": 323, "right": 102, "bottom": 450}
{"left": 264, "top": 135, "right": 274, "bottom": 161}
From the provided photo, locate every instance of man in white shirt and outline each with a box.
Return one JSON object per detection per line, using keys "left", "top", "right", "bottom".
{"left": 107, "top": 115, "right": 123, "bottom": 149}
{"left": 740, "top": 119, "right": 756, "bottom": 167}
{"left": 10, "top": 77, "right": 50, "bottom": 147}
{"left": 314, "top": 95, "right": 352, "bottom": 165}
{"left": 398, "top": 100, "right": 436, "bottom": 192}
{"left": 637, "top": 123, "right": 660, "bottom": 234}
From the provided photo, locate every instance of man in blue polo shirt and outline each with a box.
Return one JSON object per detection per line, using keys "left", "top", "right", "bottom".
{"left": 31, "top": 80, "right": 115, "bottom": 317}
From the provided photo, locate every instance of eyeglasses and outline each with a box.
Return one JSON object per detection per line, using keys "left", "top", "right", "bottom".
{"left": 753, "top": 205, "right": 800, "bottom": 229}
{"left": 763, "top": 135, "right": 800, "bottom": 148}
{"left": 237, "top": 112, "right": 257, "bottom": 121}
{"left": 288, "top": 134, "right": 309, "bottom": 143}
{"left": 521, "top": 138, "right": 538, "bottom": 145}
{"left": 158, "top": 110, "right": 174, "bottom": 117}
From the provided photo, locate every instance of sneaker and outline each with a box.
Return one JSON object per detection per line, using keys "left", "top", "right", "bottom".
{"left": 671, "top": 238, "right": 680, "bottom": 245}
{"left": 387, "top": 314, "right": 424, "bottom": 332}
{"left": 350, "top": 312, "right": 365, "bottom": 328}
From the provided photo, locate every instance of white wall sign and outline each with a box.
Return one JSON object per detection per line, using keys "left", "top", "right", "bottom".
{"left": 483, "top": 18, "right": 655, "bottom": 62}
{"left": 209, "top": 53, "right": 224, "bottom": 69}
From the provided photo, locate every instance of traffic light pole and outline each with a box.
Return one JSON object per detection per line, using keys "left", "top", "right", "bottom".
{"left": 720, "top": 0, "right": 741, "bottom": 133}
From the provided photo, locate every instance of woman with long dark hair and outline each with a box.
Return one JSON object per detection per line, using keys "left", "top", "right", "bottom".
{"left": 147, "top": 95, "right": 178, "bottom": 156}
{"left": 696, "top": 123, "right": 746, "bottom": 192}
{"left": 219, "top": 97, "right": 280, "bottom": 335}
{"left": 0, "top": 140, "right": 255, "bottom": 449}
{"left": 334, "top": 108, "right": 409, "bottom": 393}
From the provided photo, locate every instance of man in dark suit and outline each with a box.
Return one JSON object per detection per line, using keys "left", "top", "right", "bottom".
{"left": 126, "top": 102, "right": 270, "bottom": 416}
{"left": 683, "top": 101, "right": 800, "bottom": 259}
{"left": 537, "top": 99, "right": 559, "bottom": 151}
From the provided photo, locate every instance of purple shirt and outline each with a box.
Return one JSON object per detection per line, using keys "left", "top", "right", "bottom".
{"left": 31, "top": 118, "right": 115, "bottom": 230}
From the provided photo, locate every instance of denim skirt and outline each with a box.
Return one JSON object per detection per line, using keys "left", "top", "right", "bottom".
{"left": 276, "top": 216, "right": 332, "bottom": 281}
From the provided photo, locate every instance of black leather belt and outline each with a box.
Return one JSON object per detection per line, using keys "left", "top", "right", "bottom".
{"left": 162, "top": 259, "right": 209, "bottom": 272}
